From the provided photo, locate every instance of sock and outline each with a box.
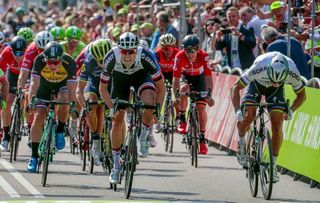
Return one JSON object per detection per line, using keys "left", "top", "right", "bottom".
{"left": 140, "top": 123, "right": 150, "bottom": 141}
{"left": 3, "top": 126, "right": 10, "bottom": 141}
{"left": 112, "top": 149, "right": 121, "bottom": 170}
{"left": 179, "top": 111, "right": 186, "bottom": 123}
{"left": 238, "top": 134, "right": 246, "bottom": 145}
{"left": 27, "top": 122, "right": 32, "bottom": 130}
{"left": 31, "top": 142, "right": 39, "bottom": 158}
{"left": 56, "top": 121, "right": 66, "bottom": 133}
{"left": 199, "top": 131, "right": 206, "bottom": 143}
{"left": 273, "top": 155, "right": 278, "bottom": 165}
{"left": 91, "top": 132, "right": 99, "bottom": 140}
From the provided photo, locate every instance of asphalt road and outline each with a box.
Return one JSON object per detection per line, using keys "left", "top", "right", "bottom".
{"left": 0, "top": 132, "right": 319, "bottom": 203}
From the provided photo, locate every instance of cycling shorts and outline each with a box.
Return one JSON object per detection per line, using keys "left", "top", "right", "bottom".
{"left": 7, "top": 71, "right": 18, "bottom": 94}
{"left": 181, "top": 74, "right": 206, "bottom": 102}
{"left": 36, "top": 83, "right": 67, "bottom": 108}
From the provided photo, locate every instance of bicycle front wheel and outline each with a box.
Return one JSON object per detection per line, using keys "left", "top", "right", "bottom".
{"left": 9, "top": 106, "right": 20, "bottom": 162}
{"left": 42, "top": 119, "right": 54, "bottom": 187}
{"left": 246, "top": 129, "right": 258, "bottom": 197}
{"left": 191, "top": 112, "right": 198, "bottom": 168}
{"left": 168, "top": 104, "right": 175, "bottom": 153}
{"left": 259, "top": 128, "right": 273, "bottom": 200}
{"left": 124, "top": 129, "right": 137, "bottom": 199}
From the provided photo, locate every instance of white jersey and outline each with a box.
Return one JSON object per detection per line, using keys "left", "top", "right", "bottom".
{"left": 239, "top": 52, "right": 304, "bottom": 92}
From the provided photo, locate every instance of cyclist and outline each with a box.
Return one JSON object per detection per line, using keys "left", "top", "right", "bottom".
{"left": 173, "top": 34, "right": 214, "bottom": 155}
{"left": 60, "top": 26, "right": 86, "bottom": 59}
{"left": 0, "top": 36, "right": 27, "bottom": 151}
{"left": 17, "top": 31, "right": 54, "bottom": 141}
{"left": 76, "top": 39, "right": 113, "bottom": 166}
{"left": 100, "top": 32, "right": 165, "bottom": 184}
{"left": 17, "top": 27, "right": 34, "bottom": 45}
{"left": 0, "top": 32, "right": 8, "bottom": 54}
{"left": 230, "top": 51, "right": 306, "bottom": 182}
{"left": 27, "top": 42, "right": 77, "bottom": 172}
{"left": 50, "top": 26, "right": 66, "bottom": 42}
{"left": 0, "top": 63, "right": 9, "bottom": 144}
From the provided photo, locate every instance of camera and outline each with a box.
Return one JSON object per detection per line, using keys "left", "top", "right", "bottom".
{"left": 221, "top": 28, "right": 232, "bottom": 34}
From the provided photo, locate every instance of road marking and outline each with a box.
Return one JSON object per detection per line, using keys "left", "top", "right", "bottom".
{"left": 0, "top": 158, "right": 44, "bottom": 198}
{"left": 0, "top": 175, "right": 20, "bottom": 198}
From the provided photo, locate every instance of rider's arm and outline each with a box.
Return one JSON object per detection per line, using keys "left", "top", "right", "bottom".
{"left": 291, "top": 88, "right": 306, "bottom": 112}
{"left": 0, "top": 71, "right": 9, "bottom": 102}
{"left": 28, "top": 75, "right": 40, "bottom": 104}
{"left": 230, "top": 80, "right": 246, "bottom": 112}
{"left": 76, "top": 80, "right": 87, "bottom": 108}
{"left": 154, "top": 76, "right": 166, "bottom": 108}
{"left": 99, "top": 82, "right": 112, "bottom": 109}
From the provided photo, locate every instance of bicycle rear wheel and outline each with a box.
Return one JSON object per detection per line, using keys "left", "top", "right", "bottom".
{"left": 124, "top": 129, "right": 137, "bottom": 199}
{"left": 246, "top": 129, "right": 258, "bottom": 197}
{"left": 191, "top": 115, "right": 198, "bottom": 168}
{"left": 168, "top": 104, "right": 175, "bottom": 153}
{"left": 163, "top": 107, "right": 170, "bottom": 152}
{"left": 9, "top": 107, "right": 20, "bottom": 163}
{"left": 259, "top": 128, "right": 273, "bottom": 200}
{"left": 42, "top": 119, "right": 54, "bottom": 187}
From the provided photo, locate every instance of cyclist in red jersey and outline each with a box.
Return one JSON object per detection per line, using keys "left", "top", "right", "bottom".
{"left": 0, "top": 36, "right": 27, "bottom": 151}
{"left": 154, "top": 34, "right": 179, "bottom": 136}
{"left": 173, "top": 34, "right": 214, "bottom": 155}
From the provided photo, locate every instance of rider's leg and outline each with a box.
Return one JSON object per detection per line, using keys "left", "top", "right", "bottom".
{"left": 1, "top": 93, "right": 15, "bottom": 141}
{"left": 177, "top": 83, "right": 189, "bottom": 133}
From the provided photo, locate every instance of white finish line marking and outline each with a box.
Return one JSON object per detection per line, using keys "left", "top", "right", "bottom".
{"left": 0, "top": 158, "right": 44, "bottom": 198}
{"left": 0, "top": 175, "right": 20, "bottom": 198}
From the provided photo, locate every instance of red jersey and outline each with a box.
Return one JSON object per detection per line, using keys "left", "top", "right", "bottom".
{"left": 154, "top": 47, "right": 179, "bottom": 73}
{"left": 173, "top": 49, "right": 211, "bottom": 78}
{"left": 0, "top": 46, "right": 23, "bottom": 75}
{"left": 75, "top": 48, "right": 85, "bottom": 77}
{"left": 21, "top": 42, "right": 42, "bottom": 72}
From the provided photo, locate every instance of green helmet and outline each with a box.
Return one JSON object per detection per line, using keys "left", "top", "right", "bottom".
{"left": 50, "top": 26, "right": 66, "bottom": 41}
{"left": 90, "top": 39, "right": 113, "bottom": 63}
{"left": 65, "top": 26, "right": 82, "bottom": 40}
{"left": 17, "top": 27, "right": 33, "bottom": 43}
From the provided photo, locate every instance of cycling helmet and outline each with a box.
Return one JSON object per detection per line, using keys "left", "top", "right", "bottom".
{"left": 117, "top": 32, "right": 139, "bottom": 50}
{"left": 65, "top": 26, "right": 82, "bottom": 40}
{"left": 50, "top": 26, "right": 66, "bottom": 41}
{"left": 182, "top": 34, "right": 200, "bottom": 49}
{"left": 43, "top": 41, "right": 63, "bottom": 60}
{"left": 17, "top": 27, "right": 33, "bottom": 43}
{"left": 159, "top": 34, "right": 176, "bottom": 47}
{"left": 0, "top": 32, "right": 5, "bottom": 44}
{"left": 10, "top": 36, "right": 27, "bottom": 56}
{"left": 35, "top": 31, "right": 54, "bottom": 49}
{"left": 267, "top": 54, "right": 289, "bottom": 83}
{"left": 90, "top": 39, "right": 113, "bottom": 62}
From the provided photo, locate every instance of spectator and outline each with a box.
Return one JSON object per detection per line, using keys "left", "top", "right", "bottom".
{"left": 261, "top": 26, "right": 311, "bottom": 79}
{"left": 140, "top": 22, "right": 154, "bottom": 47}
{"left": 202, "top": 18, "right": 220, "bottom": 60}
{"left": 150, "top": 11, "right": 179, "bottom": 50}
{"left": 216, "top": 7, "right": 256, "bottom": 70}
{"left": 305, "top": 27, "right": 320, "bottom": 78}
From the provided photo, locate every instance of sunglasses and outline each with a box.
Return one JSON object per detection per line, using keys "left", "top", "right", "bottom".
{"left": 67, "top": 38, "right": 79, "bottom": 43}
{"left": 47, "top": 59, "right": 61, "bottom": 66}
{"left": 206, "top": 23, "right": 215, "bottom": 26}
{"left": 120, "top": 49, "right": 136, "bottom": 55}
{"left": 185, "top": 48, "right": 198, "bottom": 54}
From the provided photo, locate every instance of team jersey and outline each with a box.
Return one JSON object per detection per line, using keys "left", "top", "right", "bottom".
{"left": 239, "top": 52, "right": 304, "bottom": 93}
{"left": 173, "top": 49, "right": 211, "bottom": 78}
{"left": 32, "top": 53, "right": 76, "bottom": 85}
{"left": 60, "top": 41, "right": 87, "bottom": 60}
{"left": 0, "top": 68, "right": 5, "bottom": 82}
{"left": 21, "top": 42, "right": 42, "bottom": 72}
{"left": 154, "top": 47, "right": 179, "bottom": 73}
{"left": 79, "top": 52, "right": 102, "bottom": 85}
{"left": 75, "top": 42, "right": 93, "bottom": 76}
{"left": 100, "top": 46, "right": 162, "bottom": 84}
{"left": 0, "top": 46, "right": 23, "bottom": 75}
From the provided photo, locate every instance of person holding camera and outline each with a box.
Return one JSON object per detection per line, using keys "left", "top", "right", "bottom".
{"left": 216, "top": 7, "right": 256, "bottom": 71}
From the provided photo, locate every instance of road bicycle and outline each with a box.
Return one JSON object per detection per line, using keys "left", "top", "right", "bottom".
{"left": 112, "top": 95, "right": 159, "bottom": 199}
{"left": 9, "top": 88, "right": 24, "bottom": 162}
{"left": 32, "top": 97, "right": 75, "bottom": 187}
{"left": 161, "top": 80, "right": 175, "bottom": 153}
{"left": 242, "top": 100, "right": 289, "bottom": 200}
{"left": 178, "top": 89, "right": 211, "bottom": 168}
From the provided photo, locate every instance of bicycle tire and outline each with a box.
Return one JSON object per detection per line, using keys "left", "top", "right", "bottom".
{"left": 191, "top": 112, "right": 198, "bottom": 168}
{"left": 41, "top": 119, "right": 54, "bottom": 187}
{"left": 168, "top": 104, "right": 175, "bottom": 153}
{"left": 124, "top": 129, "right": 137, "bottom": 199}
{"left": 163, "top": 106, "right": 170, "bottom": 152}
{"left": 246, "top": 129, "right": 258, "bottom": 197}
{"left": 9, "top": 106, "right": 20, "bottom": 163}
{"left": 259, "top": 128, "right": 273, "bottom": 200}
{"left": 13, "top": 135, "right": 20, "bottom": 161}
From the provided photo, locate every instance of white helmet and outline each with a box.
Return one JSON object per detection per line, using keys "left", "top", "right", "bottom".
{"left": 35, "top": 31, "right": 54, "bottom": 49}
{"left": 139, "top": 39, "right": 149, "bottom": 49}
{"left": 117, "top": 32, "right": 139, "bottom": 50}
{"left": 0, "top": 32, "right": 5, "bottom": 44}
{"left": 267, "top": 54, "right": 289, "bottom": 83}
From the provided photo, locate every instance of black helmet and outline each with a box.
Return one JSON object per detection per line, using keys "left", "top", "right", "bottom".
{"left": 182, "top": 34, "right": 200, "bottom": 49}
{"left": 43, "top": 41, "right": 63, "bottom": 60}
{"left": 10, "top": 36, "right": 27, "bottom": 56}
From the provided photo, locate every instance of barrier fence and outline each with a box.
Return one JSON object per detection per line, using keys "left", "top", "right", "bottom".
{"left": 206, "top": 70, "right": 320, "bottom": 187}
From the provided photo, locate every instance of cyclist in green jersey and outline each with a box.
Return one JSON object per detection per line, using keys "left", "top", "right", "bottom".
{"left": 50, "top": 26, "right": 66, "bottom": 42}
{"left": 60, "top": 26, "right": 86, "bottom": 59}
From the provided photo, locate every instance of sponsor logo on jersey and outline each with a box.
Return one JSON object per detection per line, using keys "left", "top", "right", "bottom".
{"left": 40, "top": 65, "right": 68, "bottom": 83}
{"left": 288, "top": 70, "right": 300, "bottom": 81}
{"left": 252, "top": 66, "right": 267, "bottom": 75}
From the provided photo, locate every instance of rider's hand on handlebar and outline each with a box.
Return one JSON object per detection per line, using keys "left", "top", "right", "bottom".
{"left": 284, "top": 108, "right": 293, "bottom": 120}
{"left": 206, "top": 96, "right": 214, "bottom": 107}
{"left": 236, "top": 109, "right": 244, "bottom": 122}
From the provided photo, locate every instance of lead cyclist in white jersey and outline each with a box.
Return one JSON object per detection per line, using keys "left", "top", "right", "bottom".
{"left": 230, "top": 51, "right": 306, "bottom": 183}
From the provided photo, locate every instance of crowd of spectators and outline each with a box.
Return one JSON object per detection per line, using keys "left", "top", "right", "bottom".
{"left": 0, "top": 0, "right": 319, "bottom": 79}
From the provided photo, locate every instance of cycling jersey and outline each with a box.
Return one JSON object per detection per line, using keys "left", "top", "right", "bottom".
{"left": 173, "top": 49, "right": 211, "bottom": 78}
{"left": 239, "top": 52, "right": 304, "bottom": 93}
{"left": 75, "top": 42, "right": 92, "bottom": 76}
{"left": 0, "top": 46, "right": 23, "bottom": 75}
{"left": 21, "top": 42, "right": 42, "bottom": 72}
{"left": 60, "top": 41, "right": 86, "bottom": 60}
{"left": 100, "top": 46, "right": 162, "bottom": 84}
{"left": 154, "top": 47, "right": 179, "bottom": 73}
{"left": 0, "top": 69, "right": 5, "bottom": 82}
